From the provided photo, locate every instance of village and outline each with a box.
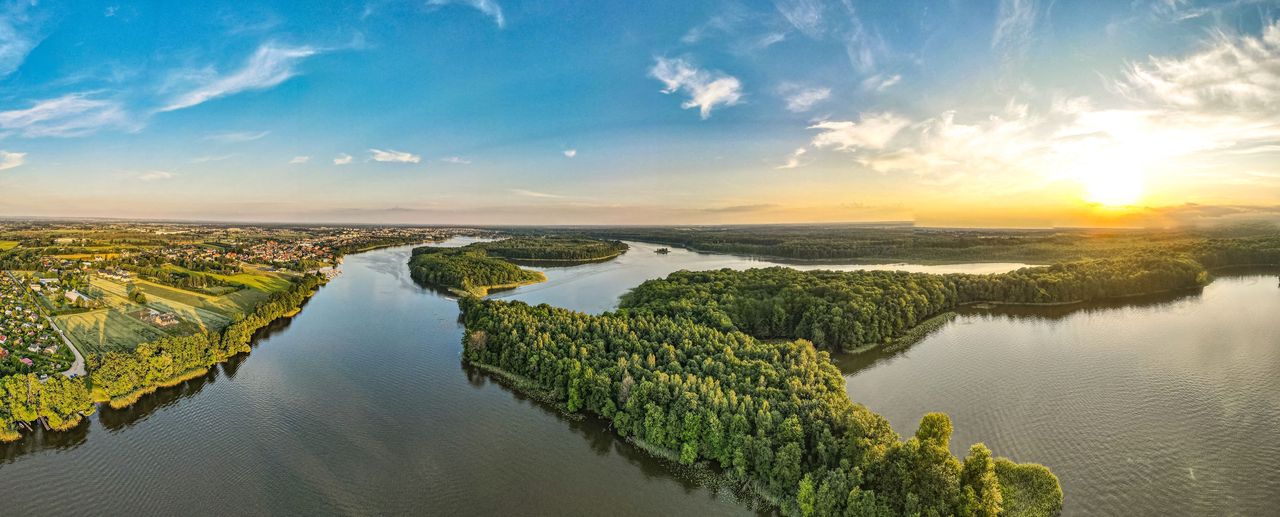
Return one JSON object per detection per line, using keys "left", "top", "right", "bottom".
{"left": 0, "top": 272, "right": 73, "bottom": 378}
{"left": 0, "top": 222, "right": 456, "bottom": 374}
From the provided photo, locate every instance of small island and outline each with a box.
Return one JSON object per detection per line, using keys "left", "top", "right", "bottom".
{"left": 654, "top": 247, "right": 670, "bottom": 254}
{"left": 408, "top": 237, "right": 628, "bottom": 296}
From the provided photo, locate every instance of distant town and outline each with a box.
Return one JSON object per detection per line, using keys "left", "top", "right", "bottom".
{"left": 0, "top": 221, "right": 462, "bottom": 379}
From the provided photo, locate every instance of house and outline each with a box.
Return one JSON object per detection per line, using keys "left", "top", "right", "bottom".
{"left": 65, "top": 290, "right": 88, "bottom": 304}
{"left": 0, "top": 334, "right": 6, "bottom": 344}
{"left": 19, "top": 357, "right": 32, "bottom": 366}
{"left": 0, "top": 348, "right": 7, "bottom": 359}
{"left": 143, "top": 309, "right": 179, "bottom": 327}
{"left": 42, "top": 345, "right": 58, "bottom": 355}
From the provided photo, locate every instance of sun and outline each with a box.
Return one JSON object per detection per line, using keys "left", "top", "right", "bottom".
{"left": 1082, "top": 170, "right": 1144, "bottom": 207}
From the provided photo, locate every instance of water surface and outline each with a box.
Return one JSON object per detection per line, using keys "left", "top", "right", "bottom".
{"left": 2, "top": 240, "right": 1274, "bottom": 516}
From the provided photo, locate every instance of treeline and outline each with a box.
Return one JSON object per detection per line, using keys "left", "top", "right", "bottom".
{"left": 132, "top": 266, "right": 240, "bottom": 291}
{"left": 460, "top": 298, "right": 1061, "bottom": 516}
{"left": 619, "top": 255, "right": 1207, "bottom": 350}
{"left": 475, "top": 237, "right": 629, "bottom": 262}
{"left": 408, "top": 246, "right": 545, "bottom": 297}
{"left": 0, "top": 274, "right": 326, "bottom": 441}
{"left": 510, "top": 224, "right": 1280, "bottom": 264}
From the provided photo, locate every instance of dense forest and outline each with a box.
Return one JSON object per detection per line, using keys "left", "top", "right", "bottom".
{"left": 471, "top": 237, "right": 628, "bottom": 262}
{"left": 618, "top": 255, "right": 1207, "bottom": 350}
{"left": 460, "top": 297, "right": 1061, "bottom": 516}
{"left": 408, "top": 237, "right": 627, "bottom": 296}
{"left": 408, "top": 246, "right": 546, "bottom": 297}
{"left": 0, "top": 274, "right": 326, "bottom": 440}
{"left": 503, "top": 223, "right": 1280, "bottom": 264}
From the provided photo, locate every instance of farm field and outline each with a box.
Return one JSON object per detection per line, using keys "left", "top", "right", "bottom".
{"left": 55, "top": 308, "right": 170, "bottom": 355}
{"left": 0, "top": 241, "right": 18, "bottom": 251}
{"left": 56, "top": 272, "right": 287, "bottom": 354}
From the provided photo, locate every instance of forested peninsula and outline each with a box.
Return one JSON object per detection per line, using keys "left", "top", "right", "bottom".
{"left": 618, "top": 255, "right": 1209, "bottom": 351}
{"left": 453, "top": 240, "right": 1276, "bottom": 516}
{"left": 461, "top": 297, "right": 1059, "bottom": 516}
{"left": 408, "top": 237, "right": 628, "bottom": 296}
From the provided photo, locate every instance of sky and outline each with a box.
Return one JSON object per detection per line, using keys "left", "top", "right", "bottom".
{"left": 0, "top": 0, "right": 1278, "bottom": 227}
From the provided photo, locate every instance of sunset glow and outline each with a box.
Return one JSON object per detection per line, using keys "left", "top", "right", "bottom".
{"left": 0, "top": 1, "right": 1275, "bottom": 227}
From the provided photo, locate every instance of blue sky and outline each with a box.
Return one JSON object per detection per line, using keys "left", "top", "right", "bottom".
{"left": 1, "top": 0, "right": 1277, "bottom": 226}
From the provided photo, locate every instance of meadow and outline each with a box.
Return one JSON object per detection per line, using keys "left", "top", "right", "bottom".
{"left": 54, "top": 268, "right": 294, "bottom": 355}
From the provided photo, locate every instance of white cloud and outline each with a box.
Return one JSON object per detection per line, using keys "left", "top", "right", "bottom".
{"left": 441, "top": 156, "right": 471, "bottom": 164}
{"left": 778, "top": 84, "right": 830, "bottom": 112}
{"left": 992, "top": 0, "right": 1038, "bottom": 65}
{"left": 509, "top": 189, "right": 563, "bottom": 198}
{"left": 772, "top": 0, "right": 827, "bottom": 38}
{"left": 369, "top": 148, "right": 421, "bottom": 163}
{"left": 289, "top": 155, "right": 310, "bottom": 164}
{"left": 776, "top": 147, "right": 808, "bottom": 169}
{"left": 650, "top": 57, "right": 743, "bottom": 119}
{"left": 809, "top": 113, "right": 911, "bottom": 151}
{"left": 753, "top": 32, "right": 788, "bottom": 50}
{"left": 191, "top": 154, "right": 237, "bottom": 163}
{"left": 428, "top": 0, "right": 505, "bottom": 28}
{"left": 0, "top": 1, "right": 44, "bottom": 78}
{"left": 861, "top": 73, "right": 901, "bottom": 92}
{"left": 1113, "top": 20, "right": 1280, "bottom": 111}
{"left": 204, "top": 130, "right": 270, "bottom": 143}
{"left": 333, "top": 153, "right": 353, "bottom": 165}
{"left": 0, "top": 150, "right": 25, "bottom": 170}
{"left": 138, "top": 170, "right": 176, "bottom": 181}
{"left": 161, "top": 43, "right": 318, "bottom": 112}
{"left": 0, "top": 93, "right": 133, "bottom": 138}
{"left": 563, "top": 149, "right": 577, "bottom": 158}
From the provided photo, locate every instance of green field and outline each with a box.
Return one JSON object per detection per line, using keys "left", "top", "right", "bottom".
{"left": 55, "top": 271, "right": 291, "bottom": 354}
{"left": 163, "top": 264, "right": 294, "bottom": 290}
{"left": 55, "top": 309, "right": 171, "bottom": 355}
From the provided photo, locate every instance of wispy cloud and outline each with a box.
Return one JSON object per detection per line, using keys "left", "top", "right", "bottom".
{"left": 563, "top": 149, "right": 577, "bottom": 158}
{"left": 702, "top": 203, "right": 775, "bottom": 213}
{"left": 138, "top": 170, "right": 176, "bottom": 181}
{"left": 333, "top": 153, "right": 353, "bottom": 165}
{"left": 650, "top": 56, "right": 743, "bottom": 119}
{"left": 427, "top": 0, "right": 505, "bottom": 28}
{"left": 204, "top": 130, "right": 270, "bottom": 143}
{"left": 778, "top": 83, "right": 830, "bottom": 112}
{"left": 776, "top": 147, "right": 808, "bottom": 169}
{"left": 369, "top": 148, "right": 421, "bottom": 163}
{"left": 1112, "top": 20, "right": 1280, "bottom": 111}
{"left": 862, "top": 73, "right": 901, "bottom": 92}
{"left": 809, "top": 113, "right": 911, "bottom": 151}
{"left": 772, "top": 0, "right": 827, "bottom": 38}
{"left": 160, "top": 43, "right": 318, "bottom": 112}
{"left": 509, "top": 189, "right": 563, "bottom": 198}
{"left": 191, "top": 154, "right": 237, "bottom": 163}
{"left": 0, "top": 150, "right": 25, "bottom": 170}
{"left": 289, "top": 155, "right": 310, "bottom": 164}
{"left": 0, "top": 1, "right": 46, "bottom": 78}
{"left": 0, "top": 93, "right": 134, "bottom": 138}
{"left": 441, "top": 156, "right": 471, "bottom": 164}
{"left": 992, "top": 0, "right": 1038, "bottom": 66}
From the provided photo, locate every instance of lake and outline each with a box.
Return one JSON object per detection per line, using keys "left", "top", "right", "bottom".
{"left": 1, "top": 240, "right": 1275, "bottom": 516}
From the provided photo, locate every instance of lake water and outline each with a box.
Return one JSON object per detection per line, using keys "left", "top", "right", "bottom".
{"left": 1, "top": 240, "right": 1275, "bottom": 516}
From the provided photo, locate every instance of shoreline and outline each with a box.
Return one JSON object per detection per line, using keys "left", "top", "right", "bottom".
{"left": 840, "top": 283, "right": 1211, "bottom": 356}
{"left": 622, "top": 239, "right": 1051, "bottom": 267}
{"left": 0, "top": 240, "right": 440, "bottom": 444}
{"left": 465, "top": 359, "right": 781, "bottom": 511}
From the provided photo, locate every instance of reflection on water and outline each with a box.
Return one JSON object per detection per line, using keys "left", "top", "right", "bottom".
{"left": 838, "top": 270, "right": 1280, "bottom": 516}
{"left": 0, "top": 239, "right": 1273, "bottom": 517}
{"left": 831, "top": 286, "right": 1209, "bottom": 376}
